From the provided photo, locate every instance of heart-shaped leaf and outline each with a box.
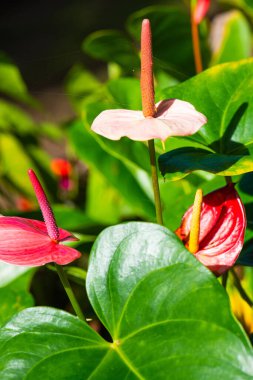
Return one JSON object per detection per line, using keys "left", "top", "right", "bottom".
{"left": 2, "top": 223, "right": 253, "bottom": 378}
{"left": 158, "top": 58, "right": 253, "bottom": 180}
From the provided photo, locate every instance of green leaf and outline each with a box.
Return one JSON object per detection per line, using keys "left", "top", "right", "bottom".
{"left": 107, "top": 77, "right": 142, "bottom": 110}
{"left": 0, "top": 263, "right": 34, "bottom": 327}
{"left": 159, "top": 147, "right": 253, "bottom": 179}
{"left": 210, "top": 11, "right": 251, "bottom": 65}
{"left": 0, "top": 262, "right": 33, "bottom": 288}
{"left": 0, "top": 52, "right": 36, "bottom": 105}
{"left": 0, "top": 307, "right": 108, "bottom": 379}
{"left": 158, "top": 59, "right": 253, "bottom": 180}
{"left": 1, "top": 133, "right": 35, "bottom": 195}
{"left": 2, "top": 223, "right": 253, "bottom": 378}
{"left": 127, "top": 5, "right": 209, "bottom": 79}
{"left": 86, "top": 168, "right": 134, "bottom": 224}
{"left": 65, "top": 64, "right": 102, "bottom": 110}
{"left": 219, "top": 0, "right": 253, "bottom": 21}
{"left": 0, "top": 100, "right": 34, "bottom": 134}
{"left": 83, "top": 30, "right": 139, "bottom": 70}
{"left": 0, "top": 287, "right": 33, "bottom": 327}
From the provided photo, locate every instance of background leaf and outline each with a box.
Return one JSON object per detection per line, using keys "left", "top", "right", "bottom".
{"left": 210, "top": 10, "right": 252, "bottom": 66}
{"left": 158, "top": 58, "right": 253, "bottom": 180}
{"left": 83, "top": 30, "right": 139, "bottom": 71}
{"left": 127, "top": 5, "right": 210, "bottom": 79}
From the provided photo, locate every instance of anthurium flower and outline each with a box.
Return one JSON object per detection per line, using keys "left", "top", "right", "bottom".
{"left": 0, "top": 170, "right": 81, "bottom": 266}
{"left": 193, "top": 0, "right": 211, "bottom": 24}
{"left": 91, "top": 19, "right": 207, "bottom": 142}
{"left": 176, "top": 184, "right": 246, "bottom": 276}
{"left": 51, "top": 158, "right": 73, "bottom": 191}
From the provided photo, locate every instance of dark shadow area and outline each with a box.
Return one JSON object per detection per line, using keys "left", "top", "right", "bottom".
{"left": 239, "top": 172, "right": 253, "bottom": 196}
{"left": 237, "top": 238, "right": 253, "bottom": 266}
{"left": 208, "top": 102, "right": 249, "bottom": 155}
{"left": 0, "top": 0, "right": 167, "bottom": 89}
{"left": 158, "top": 146, "right": 243, "bottom": 176}
{"left": 243, "top": 203, "right": 253, "bottom": 230}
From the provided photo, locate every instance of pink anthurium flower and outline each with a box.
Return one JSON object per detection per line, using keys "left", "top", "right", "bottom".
{"left": 193, "top": 0, "right": 211, "bottom": 24}
{"left": 175, "top": 184, "right": 246, "bottom": 276}
{"left": 91, "top": 19, "right": 207, "bottom": 142}
{"left": 0, "top": 169, "right": 81, "bottom": 266}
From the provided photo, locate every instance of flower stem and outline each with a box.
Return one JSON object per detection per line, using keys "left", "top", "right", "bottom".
{"left": 148, "top": 139, "right": 163, "bottom": 225}
{"left": 191, "top": 11, "right": 203, "bottom": 73}
{"left": 231, "top": 268, "right": 253, "bottom": 307}
{"left": 55, "top": 264, "right": 86, "bottom": 321}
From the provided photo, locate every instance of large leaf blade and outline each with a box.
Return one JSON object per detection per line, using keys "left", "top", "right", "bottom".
{"left": 158, "top": 59, "right": 253, "bottom": 180}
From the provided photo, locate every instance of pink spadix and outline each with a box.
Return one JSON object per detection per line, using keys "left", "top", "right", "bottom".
{"left": 28, "top": 169, "right": 59, "bottom": 241}
{"left": 176, "top": 184, "right": 246, "bottom": 276}
{"left": 0, "top": 169, "right": 81, "bottom": 266}
{"left": 91, "top": 19, "right": 207, "bottom": 142}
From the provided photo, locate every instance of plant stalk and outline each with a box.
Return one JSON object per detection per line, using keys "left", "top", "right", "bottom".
{"left": 148, "top": 139, "right": 163, "bottom": 225}
{"left": 191, "top": 12, "right": 203, "bottom": 73}
{"left": 55, "top": 264, "right": 86, "bottom": 321}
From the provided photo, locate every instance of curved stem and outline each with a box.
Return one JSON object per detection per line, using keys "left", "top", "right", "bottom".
{"left": 148, "top": 140, "right": 163, "bottom": 225}
{"left": 191, "top": 13, "right": 203, "bottom": 74}
{"left": 55, "top": 264, "right": 86, "bottom": 321}
{"left": 231, "top": 268, "right": 253, "bottom": 307}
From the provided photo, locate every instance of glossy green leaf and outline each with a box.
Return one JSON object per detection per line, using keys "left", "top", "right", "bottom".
{"left": 2, "top": 223, "right": 253, "bottom": 378}
{"left": 83, "top": 30, "right": 139, "bottom": 70}
{"left": 158, "top": 59, "right": 253, "bottom": 180}
{"left": 159, "top": 147, "right": 253, "bottom": 180}
{"left": 0, "top": 307, "right": 108, "bottom": 379}
{"left": 127, "top": 5, "right": 209, "bottom": 79}
{"left": 210, "top": 11, "right": 251, "bottom": 66}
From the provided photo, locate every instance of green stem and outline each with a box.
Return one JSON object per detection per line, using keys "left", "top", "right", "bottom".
{"left": 148, "top": 139, "right": 163, "bottom": 225}
{"left": 55, "top": 264, "right": 86, "bottom": 321}
{"left": 231, "top": 268, "right": 253, "bottom": 307}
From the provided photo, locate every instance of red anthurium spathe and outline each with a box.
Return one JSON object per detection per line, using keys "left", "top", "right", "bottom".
{"left": 0, "top": 170, "right": 81, "bottom": 266}
{"left": 193, "top": 0, "right": 211, "bottom": 24}
{"left": 176, "top": 184, "right": 246, "bottom": 276}
{"left": 91, "top": 19, "right": 207, "bottom": 142}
